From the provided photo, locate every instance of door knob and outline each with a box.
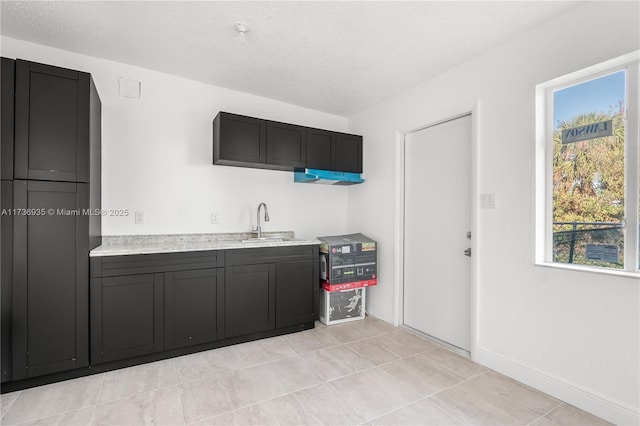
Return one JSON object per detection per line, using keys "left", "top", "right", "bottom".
{"left": 464, "top": 248, "right": 472, "bottom": 257}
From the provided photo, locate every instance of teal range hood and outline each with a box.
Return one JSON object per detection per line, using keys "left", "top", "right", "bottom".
{"left": 294, "top": 168, "right": 364, "bottom": 185}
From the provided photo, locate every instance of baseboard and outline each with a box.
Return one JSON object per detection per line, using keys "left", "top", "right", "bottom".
{"left": 474, "top": 347, "right": 639, "bottom": 425}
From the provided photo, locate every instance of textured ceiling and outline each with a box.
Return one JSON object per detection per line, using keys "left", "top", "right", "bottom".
{"left": 1, "top": 1, "right": 579, "bottom": 116}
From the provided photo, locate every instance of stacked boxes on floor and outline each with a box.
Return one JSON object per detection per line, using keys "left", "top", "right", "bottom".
{"left": 317, "top": 233, "right": 377, "bottom": 325}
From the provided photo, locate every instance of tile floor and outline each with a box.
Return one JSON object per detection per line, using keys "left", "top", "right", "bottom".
{"left": 0, "top": 316, "right": 612, "bottom": 426}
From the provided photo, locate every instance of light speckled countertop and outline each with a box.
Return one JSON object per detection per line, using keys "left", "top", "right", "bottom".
{"left": 90, "top": 231, "right": 320, "bottom": 257}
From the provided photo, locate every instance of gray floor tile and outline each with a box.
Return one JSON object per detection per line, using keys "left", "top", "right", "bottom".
{"left": 256, "top": 383, "right": 367, "bottom": 425}
{"left": 545, "top": 403, "right": 613, "bottom": 425}
{"left": 174, "top": 347, "right": 244, "bottom": 384}
{"left": 381, "top": 353, "right": 463, "bottom": 396}
{"left": 191, "top": 404, "right": 278, "bottom": 425}
{"left": 1, "top": 374, "right": 103, "bottom": 425}
{"left": 322, "top": 317, "right": 393, "bottom": 344}
{"left": 98, "top": 359, "right": 177, "bottom": 403}
{"left": 369, "top": 397, "right": 464, "bottom": 425}
{"left": 329, "top": 367, "right": 422, "bottom": 421}
{"left": 179, "top": 373, "right": 237, "bottom": 424}
{"left": 282, "top": 327, "right": 341, "bottom": 354}
{"left": 386, "top": 329, "right": 440, "bottom": 353}
{"left": 13, "top": 406, "right": 95, "bottom": 426}
{"left": 471, "top": 371, "right": 560, "bottom": 415}
{"left": 347, "top": 336, "right": 404, "bottom": 365}
{"left": 219, "top": 355, "right": 323, "bottom": 409}
{"left": 420, "top": 347, "right": 488, "bottom": 379}
{"left": 93, "top": 386, "right": 185, "bottom": 426}
{"left": 0, "top": 319, "right": 613, "bottom": 426}
{"left": 530, "top": 416, "right": 557, "bottom": 425}
{"left": 0, "top": 390, "right": 21, "bottom": 417}
{"left": 305, "top": 344, "right": 375, "bottom": 381}
{"left": 430, "top": 379, "right": 540, "bottom": 425}
{"left": 231, "top": 336, "right": 297, "bottom": 368}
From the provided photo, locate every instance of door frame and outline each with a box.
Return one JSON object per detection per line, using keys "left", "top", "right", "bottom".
{"left": 393, "top": 105, "right": 480, "bottom": 360}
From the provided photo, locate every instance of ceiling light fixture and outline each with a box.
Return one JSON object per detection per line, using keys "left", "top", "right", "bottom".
{"left": 235, "top": 22, "right": 249, "bottom": 34}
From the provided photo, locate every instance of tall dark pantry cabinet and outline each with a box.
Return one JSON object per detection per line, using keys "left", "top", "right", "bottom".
{"left": 1, "top": 58, "right": 101, "bottom": 383}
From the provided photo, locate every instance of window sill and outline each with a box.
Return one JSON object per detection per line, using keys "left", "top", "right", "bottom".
{"left": 535, "top": 262, "right": 640, "bottom": 279}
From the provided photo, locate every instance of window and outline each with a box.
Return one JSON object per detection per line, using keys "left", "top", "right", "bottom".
{"left": 536, "top": 52, "right": 639, "bottom": 274}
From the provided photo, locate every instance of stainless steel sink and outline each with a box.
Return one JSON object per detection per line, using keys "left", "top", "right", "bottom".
{"left": 240, "top": 237, "right": 286, "bottom": 243}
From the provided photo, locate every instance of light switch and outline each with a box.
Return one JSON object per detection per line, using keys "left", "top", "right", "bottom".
{"left": 480, "top": 193, "right": 496, "bottom": 209}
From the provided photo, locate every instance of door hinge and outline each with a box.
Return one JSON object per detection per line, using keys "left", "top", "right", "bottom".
{"left": 464, "top": 248, "right": 472, "bottom": 257}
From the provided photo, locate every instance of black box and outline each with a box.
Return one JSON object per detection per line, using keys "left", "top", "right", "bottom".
{"left": 318, "top": 233, "right": 377, "bottom": 291}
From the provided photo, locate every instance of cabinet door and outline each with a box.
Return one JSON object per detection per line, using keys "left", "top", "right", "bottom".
{"left": 306, "top": 128, "right": 334, "bottom": 170}
{"left": 225, "top": 264, "right": 275, "bottom": 338}
{"left": 334, "top": 133, "right": 363, "bottom": 173}
{"left": 276, "top": 259, "right": 318, "bottom": 328}
{"left": 1, "top": 58, "right": 14, "bottom": 180}
{"left": 165, "top": 269, "right": 224, "bottom": 350}
{"left": 1, "top": 180, "right": 13, "bottom": 382}
{"left": 12, "top": 180, "right": 89, "bottom": 379}
{"left": 266, "top": 121, "right": 307, "bottom": 169}
{"left": 214, "top": 112, "right": 266, "bottom": 165}
{"left": 14, "top": 60, "right": 90, "bottom": 182}
{"left": 91, "top": 274, "right": 164, "bottom": 364}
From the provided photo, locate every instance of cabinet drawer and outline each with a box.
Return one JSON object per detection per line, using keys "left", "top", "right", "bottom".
{"left": 91, "top": 250, "right": 225, "bottom": 278}
{"left": 225, "top": 245, "right": 317, "bottom": 266}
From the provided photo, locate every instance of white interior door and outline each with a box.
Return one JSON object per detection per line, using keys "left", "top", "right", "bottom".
{"left": 403, "top": 114, "right": 471, "bottom": 351}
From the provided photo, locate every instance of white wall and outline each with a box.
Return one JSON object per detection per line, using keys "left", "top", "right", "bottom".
{"left": 1, "top": 37, "right": 350, "bottom": 239}
{"left": 348, "top": 2, "right": 639, "bottom": 424}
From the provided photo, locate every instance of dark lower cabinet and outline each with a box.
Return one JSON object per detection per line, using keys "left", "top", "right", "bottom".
{"left": 224, "top": 264, "right": 276, "bottom": 338}
{"left": 275, "top": 260, "right": 318, "bottom": 328}
{"left": 12, "top": 180, "right": 89, "bottom": 380}
{"left": 165, "top": 269, "right": 224, "bottom": 350}
{"left": 91, "top": 274, "right": 164, "bottom": 364}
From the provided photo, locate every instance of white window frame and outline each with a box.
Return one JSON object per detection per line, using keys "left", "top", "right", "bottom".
{"left": 535, "top": 51, "right": 640, "bottom": 276}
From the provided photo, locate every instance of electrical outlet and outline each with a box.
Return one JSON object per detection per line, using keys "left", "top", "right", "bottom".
{"left": 211, "top": 211, "right": 220, "bottom": 224}
{"left": 135, "top": 211, "right": 144, "bottom": 224}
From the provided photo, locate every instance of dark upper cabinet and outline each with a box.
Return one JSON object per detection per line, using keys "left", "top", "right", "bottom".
{"left": 307, "top": 130, "right": 362, "bottom": 173}
{"left": 306, "top": 129, "right": 334, "bottom": 171}
{"left": 214, "top": 112, "right": 266, "bottom": 166}
{"left": 1, "top": 180, "right": 13, "bottom": 383}
{"left": 165, "top": 269, "right": 224, "bottom": 350}
{"left": 334, "top": 133, "right": 363, "bottom": 173}
{"left": 275, "top": 259, "right": 318, "bottom": 328}
{"left": 91, "top": 274, "right": 164, "bottom": 364}
{"left": 213, "top": 111, "right": 363, "bottom": 173}
{"left": 14, "top": 59, "right": 101, "bottom": 183}
{"left": 224, "top": 264, "right": 276, "bottom": 338}
{"left": 266, "top": 121, "right": 307, "bottom": 169}
{"left": 2, "top": 58, "right": 15, "bottom": 180}
{"left": 12, "top": 180, "right": 89, "bottom": 379}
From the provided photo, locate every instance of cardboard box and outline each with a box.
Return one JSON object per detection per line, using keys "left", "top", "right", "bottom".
{"left": 318, "top": 233, "right": 377, "bottom": 291}
{"left": 319, "top": 287, "right": 366, "bottom": 325}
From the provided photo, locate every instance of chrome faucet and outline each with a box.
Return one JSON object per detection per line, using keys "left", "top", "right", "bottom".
{"left": 255, "top": 202, "right": 270, "bottom": 238}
